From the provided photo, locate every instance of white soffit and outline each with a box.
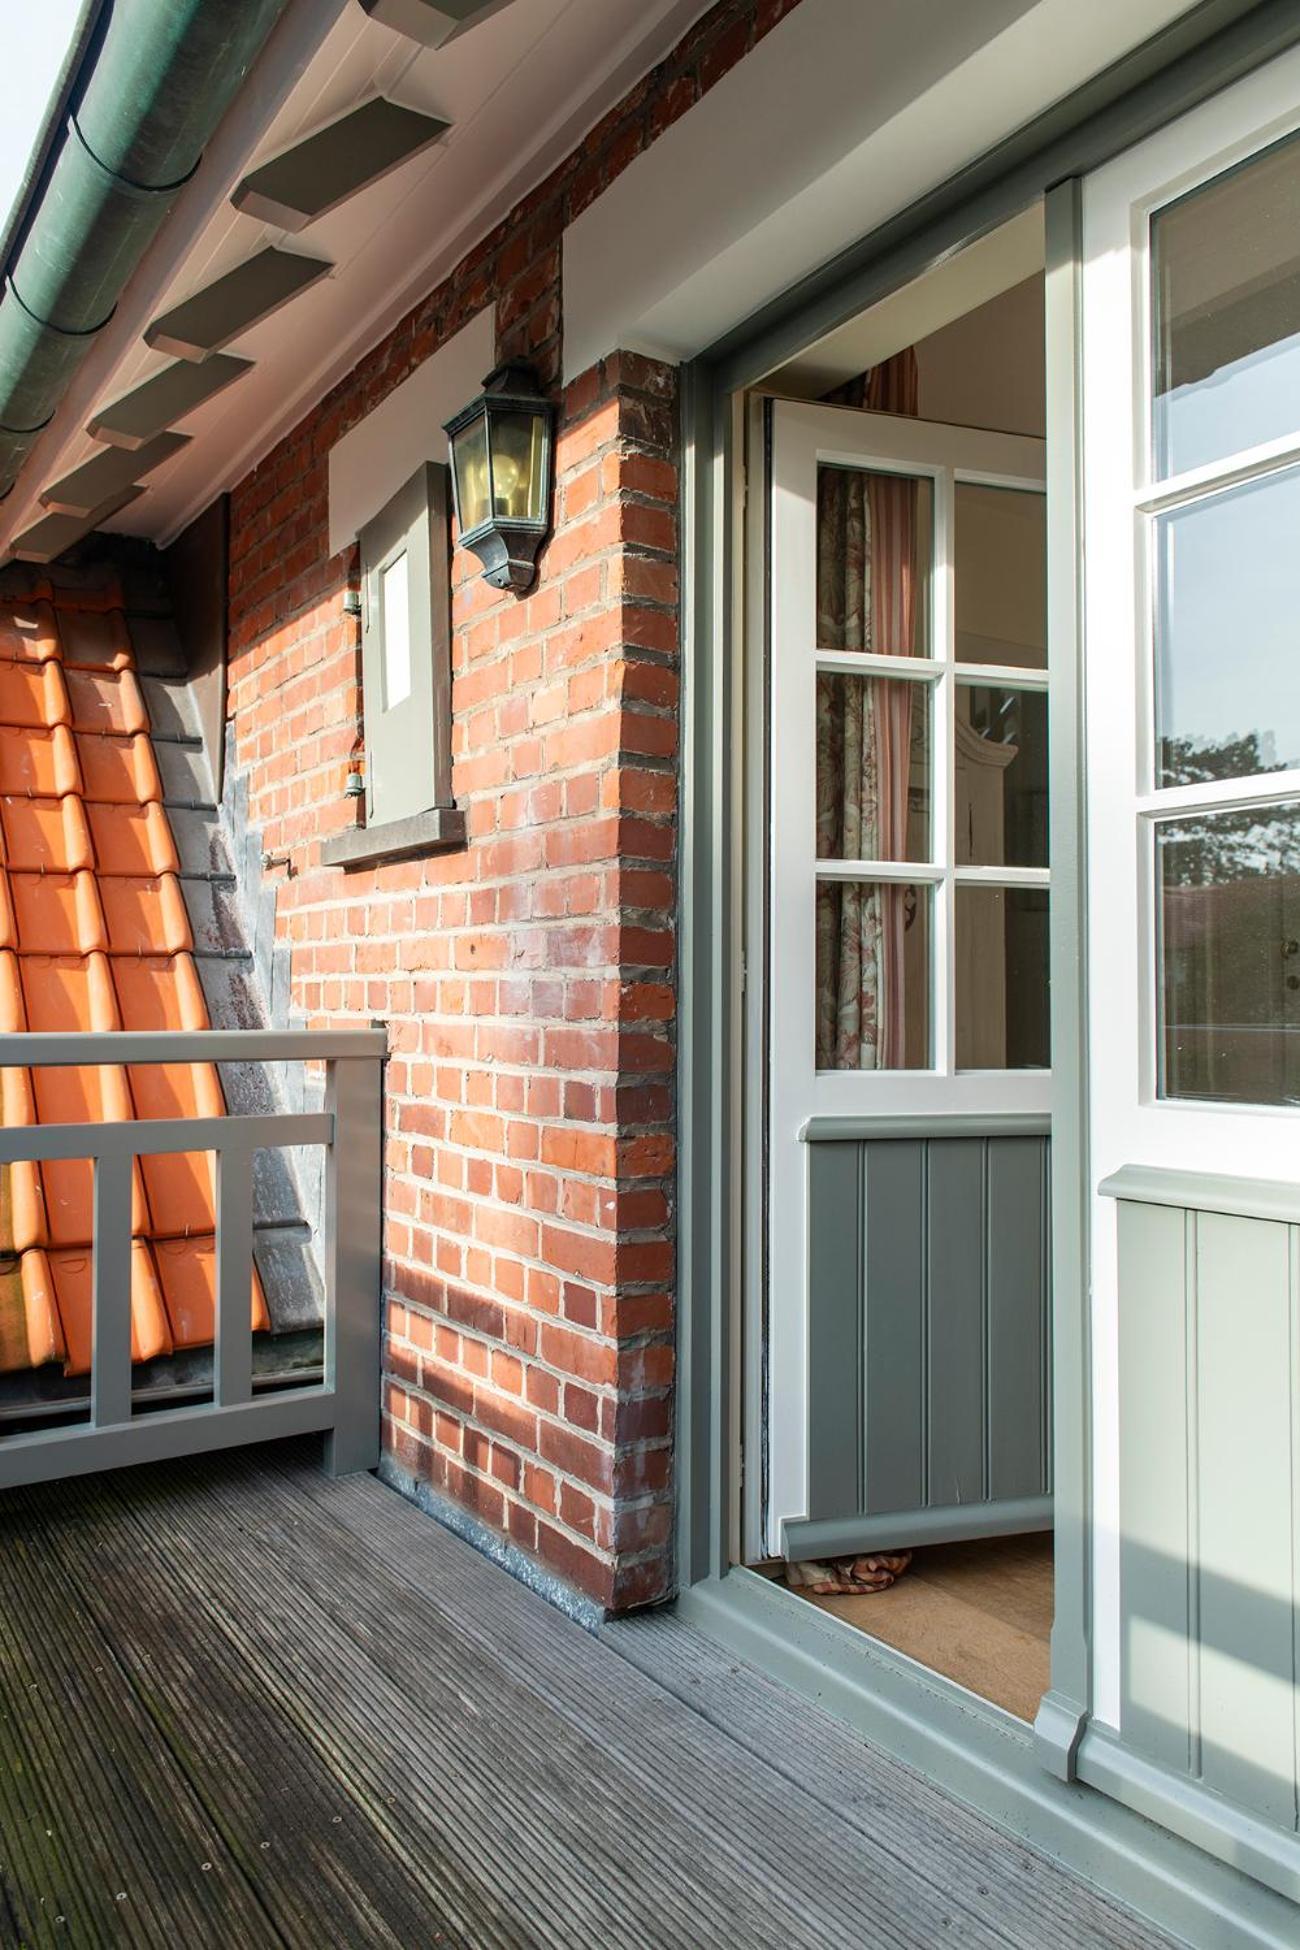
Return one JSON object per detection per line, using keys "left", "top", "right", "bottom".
{"left": 562, "top": 0, "right": 1204, "bottom": 380}
{"left": 0, "top": 0, "right": 712, "bottom": 556}
{"left": 768, "top": 204, "right": 1045, "bottom": 396}
{"left": 328, "top": 304, "right": 494, "bottom": 554}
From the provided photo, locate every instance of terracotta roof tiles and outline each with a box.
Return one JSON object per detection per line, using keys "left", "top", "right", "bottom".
{"left": 0, "top": 573, "right": 266, "bottom": 1374}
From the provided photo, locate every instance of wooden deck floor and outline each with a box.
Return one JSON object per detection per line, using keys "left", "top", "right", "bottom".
{"left": 0, "top": 1442, "right": 1173, "bottom": 1948}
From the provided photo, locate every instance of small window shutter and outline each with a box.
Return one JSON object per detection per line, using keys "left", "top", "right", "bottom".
{"left": 358, "top": 461, "right": 451, "bottom": 826}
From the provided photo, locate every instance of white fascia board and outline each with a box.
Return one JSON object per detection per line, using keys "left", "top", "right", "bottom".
{"left": 327, "top": 305, "right": 494, "bottom": 556}
{"left": 562, "top": 0, "right": 1201, "bottom": 381}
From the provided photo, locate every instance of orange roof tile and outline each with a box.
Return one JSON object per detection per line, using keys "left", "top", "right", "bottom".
{"left": 0, "top": 661, "right": 70, "bottom": 729}
{"left": 0, "top": 600, "right": 59, "bottom": 664}
{"left": 10, "top": 872, "right": 106, "bottom": 956}
{"left": 0, "top": 724, "right": 81, "bottom": 796}
{"left": 98, "top": 875, "right": 191, "bottom": 955}
{"left": 36, "top": 1241, "right": 172, "bottom": 1376}
{"left": 55, "top": 607, "right": 132, "bottom": 670}
{"left": 153, "top": 1234, "right": 269, "bottom": 1350}
{"left": 0, "top": 796, "right": 94, "bottom": 872}
{"left": 86, "top": 800, "right": 179, "bottom": 876}
{"left": 63, "top": 667, "right": 148, "bottom": 736}
{"left": 75, "top": 731, "right": 161, "bottom": 805}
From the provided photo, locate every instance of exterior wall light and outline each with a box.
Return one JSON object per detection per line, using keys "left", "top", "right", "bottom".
{"left": 443, "top": 362, "right": 555, "bottom": 593}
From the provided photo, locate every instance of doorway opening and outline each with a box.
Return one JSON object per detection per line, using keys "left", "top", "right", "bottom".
{"left": 742, "top": 205, "right": 1054, "bottom": 1724}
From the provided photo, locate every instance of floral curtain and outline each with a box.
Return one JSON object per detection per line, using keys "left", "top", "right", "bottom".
{"left": 814, "top": 351, "right": 920, "bottom": 1070}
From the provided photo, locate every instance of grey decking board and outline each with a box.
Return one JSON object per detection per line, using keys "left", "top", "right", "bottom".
{"left": 0, "top": 1499, "right": 276, "bottom": 1946}
{"left": 88, "top": 356, "right": 253, "bottom": 448}
{"left": 0, "top": 1446, "right": 1174, "bottom": 1949}
{"left": 101, "top": 1455, "right": 923, "bottom": 1950}
{"left": 267, "top": 1450, "right": 1173, "bottom": 1950}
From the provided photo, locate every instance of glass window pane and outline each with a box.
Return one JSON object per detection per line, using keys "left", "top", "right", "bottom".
{"left": 1158, "top": 806, "right": 1300, "bottom": 1106}
{"left": 954, "top": 484, "right": 1045, "bottom": 670}
{"left": 1156, "top": 467, "right": 1300, "bottom": 787}
{"left": 816, "top": 673, "right": 931, "bottom": 863}
{"left": 816, "top": 466, "right": 932, "bottom": 655}
{"left": 1153, "top": 129, "right": 1300, "bottom": 479}
{"left": 381, "top": 550, "right": 411, "bottom": 709}
{"left": 955, "top": 886, "right": 1050, "bottom": 1069}
{"left": 451, "top": 418, "right": 490, "bottom": 532}
{"left": 490, "top": 409, "right": 547, "bottom": 521}
{"left": 815, "top": 880, "right": 931, "bottom": 1069}
{"left": 955, "top": 686, "right": 1048, "bottom": 867}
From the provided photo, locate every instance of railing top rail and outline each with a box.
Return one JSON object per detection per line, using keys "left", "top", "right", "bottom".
{"left": 0, "top": 1029, "right": 387, "bottom": 1067}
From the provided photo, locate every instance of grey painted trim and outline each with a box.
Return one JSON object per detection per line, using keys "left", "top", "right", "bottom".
{"left": 321, "top": 805, "right": 466, "bottom": 870}
{"left": 703, "top": 0, "right": 1300, "bottom": 393}
{"left": 1099, "top": 1161, "right": 1300, "bottom": 1222}
{"left": 40, "top": 430, "right": 189, "bottom": 513}
{"left": 11, "top": 486, "right": 145, "bottom": 562}
{"left": 323, "top": 1033, "right": 384, "bottom": 1475}
{"left": 784, "top": 1495, "right": 1053, "bottom": 1560}
{"left": 0, "top": 1389, "right": 335, "bottom": 1489}
{"left": 669, "top": 1569, "right": 1300, "bottom": 1950}
{"left": 231, "top": 97, "right": 450, "bottom": 233}
{"left": 0, "top": 1110, "right": 331, "bottom": 1165}
{"left": 1078, "top": 1723, "right": 1300, "bottom": 1908}
{"left": 802, "top": 1112, "right": 1051, "bottom": 1142}
{"left": 0, "top": 1028, "right": 386, "bottom": 1063}
{"left": 1035, "top": 177, "right": 1093, "bottom": 1785}
{"left": 144, "top": 247, "right": 331, "bottom": 361}
{"left": 88, "top": 353, "right": 252, "bottom": 449}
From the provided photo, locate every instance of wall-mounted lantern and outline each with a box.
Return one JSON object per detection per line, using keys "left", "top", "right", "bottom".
{"left": 443, "top": 362, "right": 555, "bottom": 593}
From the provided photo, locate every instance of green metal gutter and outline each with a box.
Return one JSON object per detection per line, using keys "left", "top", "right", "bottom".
{"left": 0, "top": 0, "right": 290, "bottom": 498}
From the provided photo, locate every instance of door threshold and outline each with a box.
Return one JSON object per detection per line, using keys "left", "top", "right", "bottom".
{"left": 666, "top": 1566, "right": 1299, "bottom": 1950}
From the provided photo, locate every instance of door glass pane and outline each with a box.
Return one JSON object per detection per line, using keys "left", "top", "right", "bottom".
{"left": 955, "top": 886, "right": 1050, "bottom": 1069}
{"left": 1158, "top": 805, "right": 1300, "bottom": 1105}
{"left": 815, "top": 880, "right": 930, "bottom": 1069}
{"left": 381, "top": 551, "right": 412, "bottom": 709}
{"left": 1153, "top": 128, "right": 1300, "bottom": 479}
{"left": 1156, "top": 467, "right": 1300, "bottom": 786}
{"left": 816, "top": 466, "right": 932, "bottom": 655}
{"left": 816, "top": 674, "right": 931, "bottom": 863}
{"left": 954, "top": 484, "right": 1045, "bottom": 670}
{"left": 955, "top": 685, "right": 1048, "bottom": 867}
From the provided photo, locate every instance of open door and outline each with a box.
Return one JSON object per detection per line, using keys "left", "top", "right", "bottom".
{"left": 763, "top": 400, "right": 1051, "bottom": 1562}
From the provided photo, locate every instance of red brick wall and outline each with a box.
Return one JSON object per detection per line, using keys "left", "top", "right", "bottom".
{"left": 225, "top": 0, "right": 802, "bottom": 1612}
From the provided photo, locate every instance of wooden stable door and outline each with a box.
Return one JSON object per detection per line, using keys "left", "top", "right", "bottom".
{"left": 762, "top": 399, "right": 1052, "bottom": 1561}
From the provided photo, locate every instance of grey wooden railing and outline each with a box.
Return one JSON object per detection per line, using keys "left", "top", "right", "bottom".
{"left": 0, "top": 1027, "right": 385, "bottom": 1488}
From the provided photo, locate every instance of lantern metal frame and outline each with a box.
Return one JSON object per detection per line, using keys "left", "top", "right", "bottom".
{"left": 443, "top": 361, "right": 556, "bottom": 593}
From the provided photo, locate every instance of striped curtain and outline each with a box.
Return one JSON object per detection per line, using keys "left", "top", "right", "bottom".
{"left": 814, "top": 351, "right": 920, "bottom": 1070}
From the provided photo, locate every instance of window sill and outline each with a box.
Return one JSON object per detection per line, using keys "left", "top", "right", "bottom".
{"left": 320, "top": 804, "right": 467, "bottom": 871}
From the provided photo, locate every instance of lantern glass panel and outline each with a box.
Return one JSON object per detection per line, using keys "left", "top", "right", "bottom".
{"left": 489, "top": 409, "right": 547, "bottom": 523}
{"left": 451, "top": 417, "right": 491, "bottom": 534}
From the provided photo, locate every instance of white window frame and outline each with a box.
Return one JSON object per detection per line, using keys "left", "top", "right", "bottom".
{"left": 358, "top": 460, "right": 453, "bottom": 831}
{"left": 1082, "top": 43, "right": 1300, "bottom": 1730}
{"left": 765, "top": 400, "right": 1047, "bottom": 1547}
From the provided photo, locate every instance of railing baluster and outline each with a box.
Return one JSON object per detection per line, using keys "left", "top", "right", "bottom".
{"left": 92, "top": 1148, "right": 134, "bottom": 1428}
{"left": 214, "top": 1140, "right": 255, "bottom": 1408}
{"left": 324, "top": 1055, "right": 383, "bottom": 1476}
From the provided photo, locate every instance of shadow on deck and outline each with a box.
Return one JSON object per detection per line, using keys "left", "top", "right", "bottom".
{"left": 0, "top": 1442, "right": 1169, "bottom": 1947}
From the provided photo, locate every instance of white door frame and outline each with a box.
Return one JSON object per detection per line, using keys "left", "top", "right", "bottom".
{"left": 764, "top": 400, "right": 1047, "bottom": 1553}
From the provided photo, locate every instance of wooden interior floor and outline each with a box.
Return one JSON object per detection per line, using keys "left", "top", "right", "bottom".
{"left": 789, "top": 1531, "right": 1054, "bottom": 1721}
{"left": 0, "top": 1453, "right": 1165, "bottom": 1949}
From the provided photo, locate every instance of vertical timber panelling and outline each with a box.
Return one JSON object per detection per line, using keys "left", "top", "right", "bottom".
{"left": 805, "top": 1129, "right": 1050, "bottom": 1535}
{"left": 1118, "top": 1199, "right": 1191, "bottom": 1774}
{"left": 807, "top": 1142, "right": 863, "bottom": 1521}
{"left": 988, "top": 1138, "right": 1050, "bottom": 1500}
{"left": 1118, "top": 1195, "right": 1300, "bottom": 1837}
{"left": 926, "top": 1140, "right": 987, "bottom": 1511}
{"left": 862, "top": 1141, "right": 926, "bottom": 1516}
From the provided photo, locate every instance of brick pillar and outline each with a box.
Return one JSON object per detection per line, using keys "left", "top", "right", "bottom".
{"left": 382, "top": 351, "right": 679, "bottom": 1612}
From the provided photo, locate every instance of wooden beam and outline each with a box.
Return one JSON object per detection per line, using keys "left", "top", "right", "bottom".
{"left": 40, "top": 431, "right": 190, "bottom": 516}
{"left": 232, "top": 98, "right": 450, "bottom": 232}
{"left": 87, "top": 355, "right": 252, "bottom": 450}
{"left": 144, "top": 248, "right": 331, "bottom": 362}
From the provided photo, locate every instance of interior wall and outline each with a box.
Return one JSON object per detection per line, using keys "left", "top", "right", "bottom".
{"left": 915, "top": 275, "right": 1045, "bottom": 436}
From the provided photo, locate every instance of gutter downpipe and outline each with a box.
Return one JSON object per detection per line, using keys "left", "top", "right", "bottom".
{"left": 0, "top": 0, "right": 290, "bottom": 501}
